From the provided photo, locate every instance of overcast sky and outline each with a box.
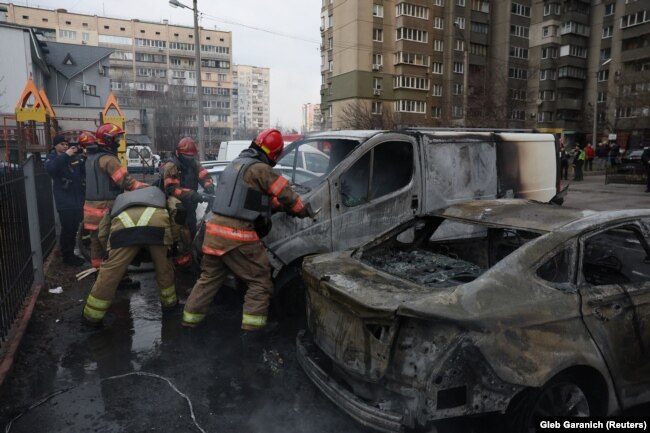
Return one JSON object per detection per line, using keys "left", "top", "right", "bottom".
{"left": 17, "top": 0, "right": 323, "bottom": 131}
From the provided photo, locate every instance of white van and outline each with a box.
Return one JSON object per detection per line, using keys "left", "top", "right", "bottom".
{"left": 217, "top": 140, "right": 250, "bottom": 162}
{"left": 127, "top": 145, "right": 157, "bottom": 174}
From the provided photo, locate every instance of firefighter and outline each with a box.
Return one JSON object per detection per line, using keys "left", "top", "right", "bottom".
{"left": 83, "top": 186, "right": 180, "bottom": 326}
{"left": 83, "top": 123, "right": 148, "bottom": 289}
{"left": 182, "top": 128, "right": 313, "bottom": 331}
{"left": 161, "top": 136, "right": 214, "bottom": 267}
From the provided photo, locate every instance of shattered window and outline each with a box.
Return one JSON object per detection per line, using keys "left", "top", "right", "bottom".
{"left": 341, "top": 141, "right": 413, "bottom": 207}
{"left": 537, "top": 248, "right": 572, "bottom": 284}
{"left": 582, "top": 226, "right": 650, "bottom": 286}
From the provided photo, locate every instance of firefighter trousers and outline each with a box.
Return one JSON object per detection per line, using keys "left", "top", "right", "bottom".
{"left": 83, "top": 244, "right": 177, "bottom": 323}
{"left": 183, "top": 242, "right": 273, "bottom": 329}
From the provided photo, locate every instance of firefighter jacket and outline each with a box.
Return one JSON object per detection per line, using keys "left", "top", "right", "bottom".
{"left": 162, "top": 155, "right": 213, "bottom": 202}
{"left": 99, "top": 187, "right": 179, "bottom": 251}
{"left": 44, "top": 149, "right": 85, "bottom": 210}
{"left": 202, "top": 148, "right": 307, "bottom": 257}
{"left": 83, "top": 150, "right": 147, "bottom": 231}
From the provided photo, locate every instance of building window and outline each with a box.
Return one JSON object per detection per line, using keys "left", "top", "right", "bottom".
{"left": 395, "top": 51, "right": 430, "bottom": 67}
{"left": 620, "top": 11, "right": 649, "bottom": 29}
{"left": 394, "top": 75, "right": 430, "bottom": 90}
{"left": 452, "top": 106, "right": 464, "bottom": 117}
{"left": 328, "top": 14, "right": 333, "bottom": 28}
{"left": 558, "top": 66, "right": 587, "bottom": 79}
{"left": 453, "top": 62, "right": 464, "bottom": 74}
{"left": 455, "top": 17, "right": 465, "bottom": 29}
{"left": 604, "top": 3, "right": 615, "bottom": 16}
{"left": 543, "top": 3, "right": 560, "bottom": 16}
{"left": 434, "top": 40, "right": 444, "bottom": 52}
{"left": 373, "top": 4, "right": 384, "bottom": 18}
{"left": 455, "top": 39, "right": 464, "bottom": 51}
{"left": 456, "top": 0, "right": 465, "bottom": 6}
{"left": 539, "top": 69, "right": 556, "bottom": 80}
{"left": 396, "top": 27, "right": 428, "bottom": 43}
{"left": 372, "top": 101, "right": 382, "bottom": 114}
{"left": 395, "top": 3, "right": 429, "bottom": 19}
{"left": 510, "top": 89, "right": 527, "bottom": 100}
{"left": 432, "top": 106, "right": 441, "bottom": 118}
{"left": 602, "top": 26, "right": 613, "bottom": 38}
{"left": 508, "top": 67, "right": 528, "bottom": 80}
{"left": 510, "top": 110, "right": 526, "bottom": 120}
{"left": 560, "top": 45, "right": 587, "bottom": 58}
{"left": 59, "top": 29, "right": 76, "bottom": 39}
{"left": 538, "top": 111, "right": 553, "bottom": 122}
{"left": 434, "top": 17, "right": 444, "bottom": 29}
{"left": 328, "top": 60, "right": 333, "bottom": 72}
{"left": 432, "top": 84, "right": 442, "bottom": 96}
{"left": 373, "top": 77, "right": 383, "bottom": 90}
{"left": 597, "top": 69, "right": 609, "bottom": 81}
{"left": 432, "top": 62, "right": 443, "bottom": 74}
{"left": 542, "top": 25, "right": 558, "bottom": 38}
{"left": 470, "top": 43, "right": 487, "bottom": 56}
{"left": 510, "top": 46, "right": 529, "bottom": 59}
{"left": 373, "top": 28, "right": 384, "bottom": 42}
{"left": 372, "top": 53, "right": 383, "bottom": 66}
{"left": 600, "top": 48, "right": 611, "bottom": 61}
{"left": 395, "top": 100, "right": 426, "bottom": 113}
{"left": 22, "top": 15, "right": 29, "bottom": 19}
{"left": 511, "top": 25, "right": 529, "bottom": 38}
{"left": 471, "top": 0, "right": 489, "bottom": 13}
{"left": 453, "top": 83, "right": 463, "bottom": 95}
{"left": 539, "top": 90, "right": 554, "bottom": 101}
{"left": 511, "top": 3, "right": 531, "bottom": 17}
{"left": 471, "top": 21, "right": 488, "bottom": 34}
{"left": 542, "top": 46, "right": 558, "bottom": 59}
{"left": 597, "top": 92, "right": 607, "bottom": 103}
{"left": 42, "top": 18, "right": 48, "bottom": 22}
{"left": 328, "top": 37, "right": 333, "bottom": 50}
{"left": 434, "top": 0, "right": 444, "bottom": 6}
{"left": 82, "top": 32, "right": 90, "bottom": 42}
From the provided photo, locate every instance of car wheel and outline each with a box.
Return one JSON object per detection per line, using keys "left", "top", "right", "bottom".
{"left": 506, "top": 375, "right": 593, "bottom": 433}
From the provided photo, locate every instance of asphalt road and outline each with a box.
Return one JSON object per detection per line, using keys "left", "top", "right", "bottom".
{"left": 0, "top": 174, "right": 648, "bottom": 433}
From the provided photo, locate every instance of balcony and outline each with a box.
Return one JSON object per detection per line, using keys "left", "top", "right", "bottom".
{"left": 620, "top": 46, "right": 650, "bottom": 63}
{"left": 556, "top": 98, "right": 583, "bottom": 111}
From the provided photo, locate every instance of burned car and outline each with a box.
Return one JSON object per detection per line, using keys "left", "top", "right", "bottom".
{"left": 297, "top": 199, "right": 650, "bottom": 432}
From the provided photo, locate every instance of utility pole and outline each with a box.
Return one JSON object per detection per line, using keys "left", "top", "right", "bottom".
{"left": 193, "top": 0, "right": 205, "bottom": 160}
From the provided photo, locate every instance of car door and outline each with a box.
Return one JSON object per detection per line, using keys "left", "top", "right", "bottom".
{"left": 329, "top": 134, "right": 420, "bottom": 251}
{"left": 578, "top": 222, "right": 650, "bottom": 406}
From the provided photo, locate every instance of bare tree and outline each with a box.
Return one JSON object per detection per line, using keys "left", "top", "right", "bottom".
{"left": 338, "top": 100, "right": 399, "bottom": 130}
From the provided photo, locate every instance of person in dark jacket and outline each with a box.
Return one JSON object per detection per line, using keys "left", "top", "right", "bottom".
{"left": 642, "top": 146, "right": 650, "bottom": 193}
{"left": 45, "top": 134, "right": 86, "bottom": 266}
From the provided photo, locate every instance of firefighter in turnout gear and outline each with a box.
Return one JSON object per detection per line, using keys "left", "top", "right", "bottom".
{"left": 182, "top": 129, "right": 312, "bottom": 331}
{"left": 83, "top": 186, "right": 180, "bottom": 326}
{"left": 161, "top": 137, "right": 214, "bottom": 267}
{"left": 83, "top": 123, "right": 148, "bottom": 271}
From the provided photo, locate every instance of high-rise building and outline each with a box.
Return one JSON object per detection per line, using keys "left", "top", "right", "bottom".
{"left": 1, "top": 2, "right": 233, "bottom": 151}
{"left": 320, "top": 0, "right": 650, "bottom": 146}
{"left": 231, "top": 64, "right": 270, "bottom": 139}
{"left": 302, "top": 102, "right": 321, "bottom": 132}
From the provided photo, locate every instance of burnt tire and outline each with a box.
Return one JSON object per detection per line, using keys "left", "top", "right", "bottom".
{"left": 505, "top": 374, "right": 597, "bottom": 433}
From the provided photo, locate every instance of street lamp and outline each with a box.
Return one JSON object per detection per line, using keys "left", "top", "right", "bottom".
{"left": 593, "top": 58, "right": 612, "bottom": 147}
{"left": 169, "top": 0, "right": 205, "bottom": 160}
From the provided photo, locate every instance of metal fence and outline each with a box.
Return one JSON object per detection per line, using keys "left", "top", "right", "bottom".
{"left": 0, "top": 114, "right": 56, "bottom": 348}
{"left": 605, "top": 164, "right": 647, "bottom": 185}
{"left": 0, "top": 164, "right": 34, "bottom": 344}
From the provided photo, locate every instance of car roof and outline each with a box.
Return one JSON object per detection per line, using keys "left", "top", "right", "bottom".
{"left": 431, "top": 199, "right": 650, "bottom": 233}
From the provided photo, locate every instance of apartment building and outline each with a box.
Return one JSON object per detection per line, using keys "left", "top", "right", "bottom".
{"left": 231, "top": 64, "right": 270, "bottom": 138}
{"left": 1, "top": 2, "right": 233, "bottom": 150}
{"left": 321, "top": 0, "right": 650, "bottom": 147}
{"left": 302, "top": 102, "right": 322, "bottom": 132}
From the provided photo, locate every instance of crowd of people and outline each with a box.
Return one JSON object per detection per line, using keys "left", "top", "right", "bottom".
{"left": 46, "top": 125, "right": 312, "bottom": 333}
{"left": 559, "top": 140, "right": 650, "bottom": 188}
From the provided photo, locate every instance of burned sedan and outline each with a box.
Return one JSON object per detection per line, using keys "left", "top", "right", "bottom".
{"left": 297, "top": 199, "right": 650, "bottom": 432}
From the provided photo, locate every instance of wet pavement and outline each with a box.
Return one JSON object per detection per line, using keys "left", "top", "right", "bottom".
{"left": 1, "top": 174, "right": 648, "bottom": 433}
{"left": 0, "top": 271, "right": 369, "bottom": 433}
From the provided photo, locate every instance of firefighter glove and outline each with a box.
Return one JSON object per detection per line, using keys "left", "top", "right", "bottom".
{"left": 305, "top": 202, "right": 320, "bottom": 219}
{"left": 203, "top": 184, "right": 215, "bottom": 195}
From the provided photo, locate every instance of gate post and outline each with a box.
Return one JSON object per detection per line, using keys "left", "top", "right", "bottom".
{"left": 23, "top": 155, "right": 45, "bottom": 287}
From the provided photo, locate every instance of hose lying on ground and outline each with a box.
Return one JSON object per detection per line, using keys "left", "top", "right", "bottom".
{"left": 4, "top": 371, "right": 207, "bottom": 433}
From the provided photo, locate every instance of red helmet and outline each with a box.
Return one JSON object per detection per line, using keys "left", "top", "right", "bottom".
{"left": 77, "top": 130, "right": 96, "bottom": 147}
{"left": 255, "top": 129, "right": 284, "bottom": 162}
{"left": 176, "top": 137, "right": 198, "bottom": 156}
{"left": 96, "top": 123, "right": 124, "bottom": 147}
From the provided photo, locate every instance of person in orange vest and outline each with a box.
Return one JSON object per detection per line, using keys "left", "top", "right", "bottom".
{"left": 182, "top": 129, "right": 314, "bottom": 331}
{"left": 83, "top": 123, "right": 148, "bottom": 289}
{"left": 161, "top": 137, "right": 214, "bottom": 268}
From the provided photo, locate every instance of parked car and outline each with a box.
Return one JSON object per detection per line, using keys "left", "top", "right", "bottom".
{"left": 616, "top": 149, "right": 646, "bottom": 175}
{"left": 297, "top": 199, "right": 650, "bottom": 432}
